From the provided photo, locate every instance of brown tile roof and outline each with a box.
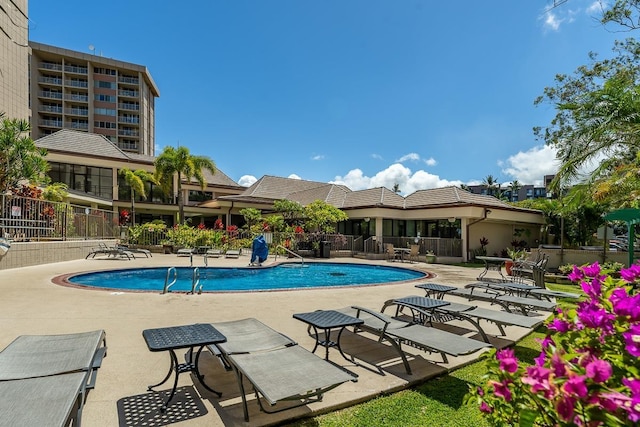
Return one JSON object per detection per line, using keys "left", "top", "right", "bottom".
{"left": 36, "top": 129, "right": 130, "bottom": 160}
{"left": 405, "top": 186, "right": 521, "bottom": 209}
{"left": 36, "top": 130, "right": 243, "bottom": 189}
{"left": 341, "top": 187, "right": 405, "bottom": 208}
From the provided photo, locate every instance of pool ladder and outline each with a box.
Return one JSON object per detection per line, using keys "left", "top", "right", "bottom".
{"left": 273, "top": 245, "right": 304, "bottom": 265}
{"left": 162, "top": 267, "right": 202, "bottom": 294}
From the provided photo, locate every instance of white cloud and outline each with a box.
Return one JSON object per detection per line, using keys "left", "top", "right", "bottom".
{"left": 424, "top": 157, "right": 437, "bottom": 166}
{"left": 331, "top": 163, "right": 464, "bottom": 195}
{"left": 371, "top": 153, "right": 383, "bottom": 160}
{"left": 238, "top": 175, "right": 257, "bottom": 187}
{"left": 288, "top": 174, "right": 302, "bottom": 180}
{"left": 501, "top": 145, "right": 560, "bottom": 186}
{"left": 544, "top": 12, "right": 562, "bottom": 31}
{"left": 311, "top": 154, "right": 325, "bottom": 161}
{"left": 395, "top": 153, "right": 420, "bottom": 163}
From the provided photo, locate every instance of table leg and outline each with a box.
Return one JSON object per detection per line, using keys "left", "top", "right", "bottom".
{"left": 192, "top": 346, "right": 222, "bottom": 397}
{"left": 146, "top": 349, "right": 180, "bottom": 412}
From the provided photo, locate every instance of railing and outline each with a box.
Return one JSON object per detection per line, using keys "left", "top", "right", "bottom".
{"left": 190, "top": 267, "right": 202, "bottom": 294}
{"left": 162, "top": 267, "right": 177, "bottom": 294}
{"left": 0, "top": 194, "right": 119, "bottom": 241}
{"left": 273, "top": 245, "right": 304, "bottom": 264}
{"left": 382, "top": 237, "right": 463, "bottom": 258}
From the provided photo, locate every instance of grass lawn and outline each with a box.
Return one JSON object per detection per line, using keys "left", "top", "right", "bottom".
{"left": 285, "top": 281, "right": 584, "bottom": 427}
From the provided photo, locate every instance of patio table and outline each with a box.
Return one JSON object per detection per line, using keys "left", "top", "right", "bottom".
{"left": 475, "top": 256, "right": 511, "bottom": 281}
{"left": 293, "top": 310, "right": 364, "bottom": 363}
{"left": 142, "top": 323, "right": 226, "bottom": 411}
{"left": 414, "top": 283, "right": 458, "bottom": 299}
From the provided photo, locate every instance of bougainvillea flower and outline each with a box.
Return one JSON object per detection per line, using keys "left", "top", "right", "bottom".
{"left": 582, "top": 262, "right": 601, "bottom": 278}
{"left": 479, "top": 401, "right": 493, "bottom": 413}
{"left": 550, "top": 352, "right": 568, "bottom": 377}
{"left": 580, "top": 277, "right": 603, "bottom": 299}
{"left": 522, "top": 365, "right": 554, "bottom": 397}
{"left": 496, "top": 348, "right": 519, "bottom": 373}
{"left": 547, "top": 318, "right": 571, "bottom": 333}
{"left": 491, "top": 380, "right": 512, "bottom": 402}
{"left": 620, "top": 264, "right": 640, "bottom": 284}
{"left": 577, "top": 301, "right": 615, "bottom": 334}
{"left": 563, "top": 375, "right": 588, "bottom": 398}
{"left": 585, "top": 359, "right": 612, "bottom": 383}
{"left": 623, "top": 324, "right": 640, "bottom": 357}
{"left": 556, "top": 396, "right": 577, "bottom": 421}
{"left": 610, "top": 290, "right": 640, "bottom": 321}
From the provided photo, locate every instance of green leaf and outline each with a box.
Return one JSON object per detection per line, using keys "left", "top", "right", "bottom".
{"left": 518, "top": 408, "right": 537, "bottom": 427}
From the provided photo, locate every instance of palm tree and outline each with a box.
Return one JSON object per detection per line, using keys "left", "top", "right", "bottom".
{"left": 482, "top": 175, "right": 499, "bottom": 197}
{"left": 0, "top": 115, "right": 48, "bottom": 193}
{"left": 119, "top": 168, "right": 156, "bottom": 226}
{"left": 509, "top": 180, "right": 522, "bottom": 201}
{"left": 154, "top": 146, "right": 216, "bottom": 224}
{"left": 392, "top": 183, "right": 401, "bottom": 193}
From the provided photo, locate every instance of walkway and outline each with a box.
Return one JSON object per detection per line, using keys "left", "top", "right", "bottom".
{"left": 0, "top": 254, "right": 544, "bottom": 426}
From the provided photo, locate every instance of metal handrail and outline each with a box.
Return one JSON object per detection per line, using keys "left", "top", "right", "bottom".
{"left": 162, "top": 267, "right": 177, "bottom": 294}
{"left": 273, "top": 245, "right": 304, "bottom": 265}
{"left": 190, "top": 267, "right": 202, "bottom": 294}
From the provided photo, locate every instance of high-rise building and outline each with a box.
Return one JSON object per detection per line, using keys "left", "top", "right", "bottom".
{"left": 29, "top": 41, "right": 160, "bottom": 156}
{"left": 0, "top": 0, "right": 29, "bottom": 120}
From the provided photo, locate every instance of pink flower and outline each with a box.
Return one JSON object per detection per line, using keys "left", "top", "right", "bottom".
{"left": 491, "top": 380, "right": 512, "bottom": 402}
{"left": 551, "top": 352, "right": 568, "bottom": 377}
{"left": 580, "top": 277, "right": 603, "bottom": 299}
{"left": 496, "top": 348, "right": 519, "bottom": 373}
{"left": 522, "top": 365, "right": 555, "bottom": 398}
{"left": 623, "top": 324, "right": 640, "bottom": 357}
{"left": 479, "top": 401, "right": 493, "bottom": 413}
{"left": 556, "top": 395, "right": 577, "bottom": 421}
{"left": 567, "top": 265, "right": 584, "bottom": 282}
{"left": 585, "top": 359, "right": 612, "bottom": 383}
{"left": 563, "top": 375, "right": 588, "bottom": 398}
{"left": 610, "top": 289, "right": 640, "bottom": 322}
{"left": 582, "top": 262, "right": 601, "bottom": 277}
{"left": 620, "top": 263, "right": 640, "bottom": 284}
{"left": 547, "top": 318, "right": 571, "bottom": 333}
{"left": 576, "top": 301, "right": 615, "bottom": 334}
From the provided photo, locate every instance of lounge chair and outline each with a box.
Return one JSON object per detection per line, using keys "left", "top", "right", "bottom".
{"left": 385, "top": 297, "right": 545, "bottom": 343}
{"left": 203, "top": 248, "right": 222, "bottom": 266}
{"left": 448, "top": 282, "right": 558, "bottom": 315}
{"left": 224, "top": 249, "right": 241, "bottom": 258}
{"left": 86, "top": 243, "right": 133, "bottom": 260}
{"left": 336, "top": 306, "right": 490, "bottom": 374}
{"left": 176, "top": 247, "right": 194, "bottom": 256}
{"left": 207, "top": 318, "right": 356, "bottom": 422}
{"left": 116, "top": 244, "right": 152, "bottom": 258}
{"left": 0, "top": 330, "right": 107, "bottom": 426}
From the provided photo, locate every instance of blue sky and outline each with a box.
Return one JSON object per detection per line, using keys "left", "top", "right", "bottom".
{"left": 28, "top": 1, "right": 620, "bottom": 194}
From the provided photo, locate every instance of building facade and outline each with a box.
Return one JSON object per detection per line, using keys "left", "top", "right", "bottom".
{"left": 29, "top": 42, "right": 159, "bottom": 156}
{"left": 467, "top": 175, "right": 555, "bottom": 201}
{"left": 0, "top": 0, "right": 29, "bottom": 120}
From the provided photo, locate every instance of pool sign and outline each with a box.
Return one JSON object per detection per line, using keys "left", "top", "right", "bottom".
{"left": 11, "top": 206, "right": 21, "bottom": 217}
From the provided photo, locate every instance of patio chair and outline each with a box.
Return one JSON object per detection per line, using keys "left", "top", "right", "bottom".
{"left": 0, "top": 330, "right": 107, "bottom": 426}
{"left": 116, "top": 244, "right": 152, "bottom": 258}
{"left": 207, "top": 318, "right": 356, "bottom": 422}
{"left": 408, "top": 244, "right": 420, "bottom": 263}
{"left": 176, "top": 247, "right": 195, "bottom": 256}
{"left": 384, "top": 244, "right": 399, "bottom": 262}
{"left": 336, "top": 306, "right": 490, "bottom": 374}
{"left": 86, "top": 243, "right": 133, "bottom": 260}
{"left": 448, "top": 282, "right": 558, "bottom": 315}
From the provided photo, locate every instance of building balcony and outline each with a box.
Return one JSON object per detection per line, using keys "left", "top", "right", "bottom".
{"left": 38, "top": 91, "right": 63, "bottom": 100}
{"left": 64, "top": 65, "right": 88, "bottom": 74}
{"left": 39, "top": 119, "right": 63, "bottom": 128}
{"left": 118, "top": 129, "right": 139, "bottom": 137}
{"left": 118, "top": 103, "right": 140, "bottom": 111}
{"left": 38, "top": 77, "right": 62, "bottom": 86}
{"left": 64, "top": 108, "right": 89, "bottom": 116}
{"left": 118, "top": 76, "right": 139, "bottom": 85}
{"left": 118, "top": 89, "right": 139, "bottom": 98}
{"left": 64, "top": 93, "right": 89, "bottom": 102}
{"left": 39, "top": 62, "right": 62, "bottom": 72}
{"left": 65, "top": 80, "right": 88, "bottom": 88}
{"left": 118, "top": 116, "right": 140, "bottom": 124}
{"left": 119, "top": 141, "right": 139, "bottom": 151}
{"left": 69, "top": 122, "right": 89, "bottom": 130}
{"left": 39, "top": 105, "right": 63, "bottom": 114}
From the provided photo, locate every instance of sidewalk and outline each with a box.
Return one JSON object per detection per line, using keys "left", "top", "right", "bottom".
{"left": 0, "top": 254, "right": 543, "bottom": 426}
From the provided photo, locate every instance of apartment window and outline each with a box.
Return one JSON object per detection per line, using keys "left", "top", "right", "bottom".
{"left": 188, "top": 190, "right": 213, "bottom": 203}
{"left": 94, "top": 121, "right": 116, "bottom": 129}
{"left": 94, "top": 108, "right": 116, "bottom": 116}
{"left": 94, "top": 80, "right": 116, "bottom": 89}
{"left": 94, "top": 94, "right": 116, "bottom": 102}
{"left": 48, "top": 162, "right": 113, "bottom": 199}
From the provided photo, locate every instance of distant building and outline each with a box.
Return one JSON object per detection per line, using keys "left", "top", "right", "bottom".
{"left": 0, "top": 0, "right": 29, "bottom": 120}
{"left": 467, "top": 175, "right": 555, "bottom": 201}
{"left": 29, "top": 41, "right": 160, "bottom": 156}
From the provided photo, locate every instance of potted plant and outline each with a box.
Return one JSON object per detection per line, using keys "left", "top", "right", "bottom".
{"left": 425, "top": 250, "right": 436, "bottom": 263}
{"left": 505, "top": 248, "right": 527, "bottom": 276}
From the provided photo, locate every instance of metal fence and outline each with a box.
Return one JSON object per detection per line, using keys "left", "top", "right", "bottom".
{"left": 0, "top": 194, "right": 119, "bottom": 241}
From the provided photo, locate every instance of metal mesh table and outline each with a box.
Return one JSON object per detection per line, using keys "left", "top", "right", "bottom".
{"left": 142, "top": 323, "right": 226, "bottom": 411}
{"left": 415, "top": 283, "right": 458, "bottom": 299}
{"left": 293, "top": 310, "right": 364, "bottom": 362}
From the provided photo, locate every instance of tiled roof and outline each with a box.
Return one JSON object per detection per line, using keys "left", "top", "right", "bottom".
{"left": 36, "top": 129, "right": 130, "bottom": 160}
{"left": 240, "top": 175, "right": 334, "bottom": 199}
{"left": 341, "top": 187, "right": 405, "bottom": 208}
{"left": 36, "top": 130, "right": 243, "bottom": 189}
{"left": 405, "top": 186, "right": 519, "bottom": 209}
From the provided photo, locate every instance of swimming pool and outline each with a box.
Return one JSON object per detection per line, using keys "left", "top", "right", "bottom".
{"left": 65, "top": 262, "right": 426, "bottom": 292}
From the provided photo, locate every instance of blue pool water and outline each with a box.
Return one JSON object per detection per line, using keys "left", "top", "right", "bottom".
{"left": 67, "top": 262, "right": 425, "bottom": 292}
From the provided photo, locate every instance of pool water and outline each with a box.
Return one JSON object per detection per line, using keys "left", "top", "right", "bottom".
{"left": 67, "top": 262, "right": 425, "bottom": 292}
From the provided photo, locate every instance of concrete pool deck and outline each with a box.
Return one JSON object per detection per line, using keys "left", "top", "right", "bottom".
{"left": 0, "top": 254, "right": 547, "bottom": 426}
